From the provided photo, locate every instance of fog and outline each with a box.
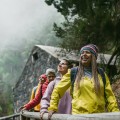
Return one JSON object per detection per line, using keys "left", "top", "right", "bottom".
{"left": 0, "top": 0, "right": 63, "bottom": 49}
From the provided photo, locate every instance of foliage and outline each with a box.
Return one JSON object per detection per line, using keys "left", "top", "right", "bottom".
{"left": 0, "top": 80, "right": 14, "bottom": 116}
{"left": 0, "top": 0, "right": 120, "bottom": 115}
{"left": 45, "top": 0, "right": 120, "bottom": 68}
{"left": 112, "top": 79, "right": 120, "bottom": 108}
{"left": 0, "top": 20, "right": 61, "bottom": 115}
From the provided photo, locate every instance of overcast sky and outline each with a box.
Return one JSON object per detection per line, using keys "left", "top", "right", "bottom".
{"left": 0, "top": 0, "right": 63, "bottom": 50}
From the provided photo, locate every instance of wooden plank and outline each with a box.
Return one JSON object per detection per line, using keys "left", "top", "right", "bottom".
{"left": 21, "top": 111, "right": 120, "bottom": 120}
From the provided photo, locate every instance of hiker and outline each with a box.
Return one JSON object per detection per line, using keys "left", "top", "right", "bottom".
{"left": 19, "top": 68, "right": 56, "bottom": 111}
{"left": 40, "top": 59, "right": 72, "bottom": 119}
{"left": 29, "top": 74, "right": 46, "bottom": 112}
{"left": 48, "top": 44, "right": 119, "bottom": 118}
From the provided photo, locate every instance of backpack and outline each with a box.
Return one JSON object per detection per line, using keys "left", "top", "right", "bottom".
{"left": 70, "top": 67, "right": 106, "bottom": 100}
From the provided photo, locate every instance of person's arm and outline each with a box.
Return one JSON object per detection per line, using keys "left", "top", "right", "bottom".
{"left": 24, "top": 84, "right": 42, "bottom": 110}
{"left": 30, "top": 88, "right": 35, "bottom": 101}
{"left": 40, "top": 81, "right": 55, "bottom": 113}
{"left": 105, "top": 73, "right": 119, "bottom": 112}
{"left": 48, "top": 69, "right": 71, "bottom": 112}
{"left": 29, "top": 86, "right": 37, "bottom": 101}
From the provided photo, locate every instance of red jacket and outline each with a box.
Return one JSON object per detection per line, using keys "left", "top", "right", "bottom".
{"left": 24, "top": 75, "right": 49, "bottom": 110}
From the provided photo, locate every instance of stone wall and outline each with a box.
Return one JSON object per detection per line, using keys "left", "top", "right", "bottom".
{"left": 13, "top": 46, "right": 60, "bottom": 112}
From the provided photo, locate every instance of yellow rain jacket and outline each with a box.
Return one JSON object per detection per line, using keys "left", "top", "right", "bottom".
{"left": 48, "top": 69, "right": 119, "bottom": 114}
{"left": 30, "top": 85, "right": 40, "bottom": 111}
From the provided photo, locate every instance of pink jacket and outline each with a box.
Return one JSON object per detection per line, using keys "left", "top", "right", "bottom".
{"left": 40, "top": 76, "right": 72, "bottom": 114}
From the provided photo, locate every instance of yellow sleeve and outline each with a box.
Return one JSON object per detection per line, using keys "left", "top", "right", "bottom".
{"left": 30, "top": 88, "right": 35, "bottom": 101}
{"left": 35, "top": 84, "right": 40, "bottom": 96}
{"left": 105, "top": 73, "right": 119, "bottom": 112}
{"left": 48, "top": 69, "right": 71, "bottom": 112}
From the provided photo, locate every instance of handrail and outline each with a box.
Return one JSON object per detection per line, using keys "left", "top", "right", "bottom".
{"left": 0, "top": 113, "right": 20, "bottom": 120}
{"left": 1, "top": 111, "right": 120, "bottom": 120}
{"left": 21, "top": 111, "right": 120, "bottom": 120}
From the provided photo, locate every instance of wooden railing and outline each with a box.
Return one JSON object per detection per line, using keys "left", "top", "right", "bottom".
{"left": 0, "top": 113, "right": 20, "bottom": 120}
{"left": 20, "top": 111, "right": 120, "bottom": 120}
{"left": 1, "top": 111, "right": 120, "bottom": 120}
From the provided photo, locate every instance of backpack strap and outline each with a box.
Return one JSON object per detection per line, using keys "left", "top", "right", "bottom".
{"left": 70, "top": 67, "right": 107, "bottom": 101}
{"left": 70, "top": 67, "right": 78, "bottom": 95}
{"left": 97, "top": 68, "right": 107, "bottom": 101}
{"left": 97, "top": 68, "right": 106, "bottom": 86}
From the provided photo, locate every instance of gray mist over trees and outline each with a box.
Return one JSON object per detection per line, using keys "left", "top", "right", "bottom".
{"left": 0, "top": 0, "right": 64, "bottom": 50}
{"left": 0, "top": 0, "right": 64, "bottom": 84}
{"left": 0, "top": 0, "right": 64, "bottom": 116}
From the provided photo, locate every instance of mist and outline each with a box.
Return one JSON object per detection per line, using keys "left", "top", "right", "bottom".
{"left": 0, "top": 0, "right": 64, "bottom": 50}
{"left": 0, "top": 1, "right": 65, "bottom": 116}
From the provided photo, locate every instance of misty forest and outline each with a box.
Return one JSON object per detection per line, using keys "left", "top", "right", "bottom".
{"left": 0, "top": 0, "right": 120, "bottom": 116}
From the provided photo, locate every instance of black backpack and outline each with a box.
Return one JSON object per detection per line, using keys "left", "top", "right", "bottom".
{"left": 70, "top": 67, "right": 106, "bottom": 100}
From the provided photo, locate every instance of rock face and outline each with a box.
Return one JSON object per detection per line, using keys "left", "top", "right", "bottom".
{"left": 13, "top": 45, "right": 59, "bottom": 112}
{"left": 112, "top": 79, "right": 120, "bottom": 109}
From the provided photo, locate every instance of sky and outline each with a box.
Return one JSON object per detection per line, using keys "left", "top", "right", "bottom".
{"left": 0, "top": 0, "right": 63, "bottom": 50}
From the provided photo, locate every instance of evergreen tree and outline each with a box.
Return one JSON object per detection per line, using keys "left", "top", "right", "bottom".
{"left": 45, "top": 0, "right": 120, "bottom": 67}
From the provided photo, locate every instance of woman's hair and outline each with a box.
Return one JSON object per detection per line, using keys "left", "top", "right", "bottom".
{"left": 45, "top": 68, "right": 56, "bottom": 76}
{"left": 75, "top": 54, "right": 100, "bottom": 95}
{"left": 62, "top": 59, "right": 73, "bottom": 69}
{"left": 92, "top": 55, "right": 100, "bottom": 95}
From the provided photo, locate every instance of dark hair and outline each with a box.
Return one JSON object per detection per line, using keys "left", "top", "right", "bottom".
{"left": 62, "top": 59, "right": 73, "bottom": 68}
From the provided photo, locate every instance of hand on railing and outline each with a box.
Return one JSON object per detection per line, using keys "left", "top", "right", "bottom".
{"left": 40, "top": 111, "right": 48, "bottom": 120}
{"left": 39, "top": 111, "right": 56, "bottom": 120}
{"left": 48, "top": 110, "right": 56, "bottom": 120}
{"left": 19, "top": 106, "right": 27, "bottom": 113}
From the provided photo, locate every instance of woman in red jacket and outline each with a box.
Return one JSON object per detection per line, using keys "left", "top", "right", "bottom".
{"left": 28, "top": 74, "right": 47, "bottom": 112}
{"left": 19, "top": 68, "right": 56, "bottom": 111}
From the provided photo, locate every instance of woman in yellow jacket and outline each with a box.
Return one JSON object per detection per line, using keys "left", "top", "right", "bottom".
{"left": 30, "top": 85, "right": 39, "bottom": 111}
{"left": 48, "top": 44, "right": 119, "bottom": 117}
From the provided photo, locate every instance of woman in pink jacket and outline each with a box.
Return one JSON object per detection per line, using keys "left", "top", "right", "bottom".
{"left": 40, "top": 59, "right": 72, "bottom": 119}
